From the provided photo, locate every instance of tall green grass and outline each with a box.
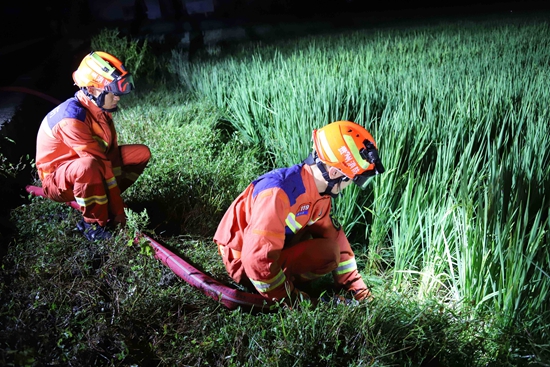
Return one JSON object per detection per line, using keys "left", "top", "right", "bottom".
{"left": 170, "top": 17, "right": 550, "bottom": 324}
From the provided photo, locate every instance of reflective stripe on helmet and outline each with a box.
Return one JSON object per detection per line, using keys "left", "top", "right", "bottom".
{"left": 343, "top": 135, "right": 370, "bottom": 170}
{"left": 317, "top": 129, "right": 338, "bottom": 163}
{"left": 90, "top": 52, "right": 117, "bottom": 78}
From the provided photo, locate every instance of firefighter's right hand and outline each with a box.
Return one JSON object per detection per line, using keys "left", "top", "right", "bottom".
{"left": 353, "top": 288, "right": 374, "bottom": 302}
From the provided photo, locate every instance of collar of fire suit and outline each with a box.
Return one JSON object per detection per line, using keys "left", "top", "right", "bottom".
{"left": 76, "top": 90, "right": 112, "bottom": 120}
{"left": 303, "top": 153, "right": 343, "bottom": 198}
{"left": 301, "top": 162, "right": 329, "bottom": 202}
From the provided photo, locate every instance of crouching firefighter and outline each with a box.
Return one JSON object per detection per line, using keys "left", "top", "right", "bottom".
{"left": 35, "top": 51, "right": 151, "bottom": 241}
{"left": 214, "top": 120, "right": 385, "bottom": 307}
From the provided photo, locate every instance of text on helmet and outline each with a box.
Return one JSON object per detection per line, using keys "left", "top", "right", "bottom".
{"left": 338, "top": 146, "right": 360, "bottom": 174}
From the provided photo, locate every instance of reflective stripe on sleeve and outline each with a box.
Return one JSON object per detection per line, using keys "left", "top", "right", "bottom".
{"left": 250, "top": 270, "right": 286, "bottom": 293}
{"left": 126, "top": 172, "right": 140, "bottom": 182}
{"left": 307, "top": 216, "right": 321, "bottom": 226}
{"left": 92, "top": 136, "right": 109, "bottom": 151}
{"left": 251, "top": 229, "right": 285, "bottom": 239}
{"left": 285, "top": 213, "right": 303, "bottom": 234}
{"left": 334, "top": 258, "right": 358, "bottom": 275}
{"left": 113, "top": 166, "right": 122, "bottom": 176}
{"left": 106, "top": 176, "right": 118, "bottom": 189}
{"left": 75, "top": 194, "right": 108, "bottom": 207}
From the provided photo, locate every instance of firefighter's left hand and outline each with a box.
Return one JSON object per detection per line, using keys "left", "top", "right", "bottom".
{"left": 353, "top": 288, "right": 374, "bottom": 302}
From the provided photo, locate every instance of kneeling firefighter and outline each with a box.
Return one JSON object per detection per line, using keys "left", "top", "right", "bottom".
{"left": 214, "top": 120, "right": 385, "bottom": 306}
{"left": 35, "top": 51, "right": 151, "bottom": 241}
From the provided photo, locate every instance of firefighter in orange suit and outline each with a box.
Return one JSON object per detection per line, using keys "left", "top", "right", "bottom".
{"left": 35, "top": 51, "right": 151, "bottom": 241}
{"left": 214, "top": 121, "right": 385, "bottom": 305}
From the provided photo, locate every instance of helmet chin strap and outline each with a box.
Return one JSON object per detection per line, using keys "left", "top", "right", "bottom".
{"left": 304, "top": 153, "right": 345, "bottom": 198}
{"left": 83, "top": 88, "right": 118, "bottom": 112}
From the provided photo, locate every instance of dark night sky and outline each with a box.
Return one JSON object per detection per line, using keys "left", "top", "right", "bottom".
{"left": 0, "top": 0, "right": 548, "bottom": 80}
{"left": 2, "top": 1, "right": 549, "bottom": 39}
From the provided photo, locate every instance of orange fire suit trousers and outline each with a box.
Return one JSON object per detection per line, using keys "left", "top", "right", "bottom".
{"left": 219, "top": 237, "right": 340, "bottom": 290}
{"left": 41, "top": 144, "right": 150, "bottom": 226}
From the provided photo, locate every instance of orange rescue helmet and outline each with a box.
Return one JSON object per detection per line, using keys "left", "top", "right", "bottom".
{"left": 312, "top": 120, "right": 385, "bottom": 189}
{"left": 72, "top": 51, "right": 134, "bottom": 95}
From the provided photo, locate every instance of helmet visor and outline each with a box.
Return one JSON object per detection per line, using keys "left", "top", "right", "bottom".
{"left": 352, "top": 170, "right": 377, "bottom": 189}
{"left": 352, "top": 158, "right": 385, "bottom": 189}
{"left": 104, "top": 74, "right": 134, "bottom": 95}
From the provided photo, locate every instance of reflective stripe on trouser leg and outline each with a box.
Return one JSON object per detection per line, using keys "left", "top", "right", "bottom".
{"left": 42, "top": 157, "right": 111, "bottom": 226}
{"left": 75, "top": 181, "right": 110, "bottom": 226}
{"left": 72, "top": 158, "right": 111, "bottom": 226}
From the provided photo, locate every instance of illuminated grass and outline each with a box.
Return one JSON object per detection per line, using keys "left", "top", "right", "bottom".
{"left": 170, "top": 16, "right": 550, "bottom": 324}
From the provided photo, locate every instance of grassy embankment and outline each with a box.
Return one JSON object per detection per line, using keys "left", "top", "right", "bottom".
{"left": 1, "top": 12, "right": 549, "bottom": 366}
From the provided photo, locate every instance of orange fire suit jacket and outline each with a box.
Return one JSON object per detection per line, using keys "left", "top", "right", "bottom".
{"left": 214, "top": 163, "right": 368, "bottom": 301}
{"left": 35, "top": 90, "right": 125, "bottom": 218}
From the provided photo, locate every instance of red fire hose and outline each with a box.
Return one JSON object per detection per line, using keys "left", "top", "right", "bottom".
{"left": 25, "top": 185, "right": 274, "bottom": 312}
{"left": 0, "top": 86, "right": 62, "bottom": 105}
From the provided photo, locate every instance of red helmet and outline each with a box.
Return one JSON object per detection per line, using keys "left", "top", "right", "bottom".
{"left": 312, "top": 121, "right": 384, "bottom": 189}
{"left": 72, "top": 51, "right": 134, "bottom": 95}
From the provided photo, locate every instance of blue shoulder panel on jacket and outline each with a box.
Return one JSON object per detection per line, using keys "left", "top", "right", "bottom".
{"left": 251, "top": 164, "right": 306, "bottom": 206}
{"left": 46, "top": 97, "right": 86, "bottom": 130}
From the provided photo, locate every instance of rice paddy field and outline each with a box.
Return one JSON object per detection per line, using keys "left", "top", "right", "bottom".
{"left": 1, "top": 9, "right": 550, "bottom": 367}
{"left": 168, "top": 13, "right": 550, "bottom": 325}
